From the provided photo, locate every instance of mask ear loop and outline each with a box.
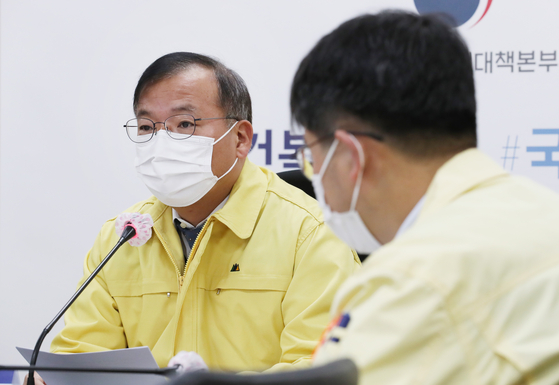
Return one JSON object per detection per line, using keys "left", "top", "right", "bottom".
{"left": 318, "top": 139, "right": 340, "bottom": 179}
{"left": 215, "top": 120, "right": 240, "bottom": 181}
{"left": 213, "top": 121, "right": 239, "bottom": 145}
{"left": 347, "top": 134, "right": 365, "bottom": 211}
{"left": 217, "top": 158, "right": 238, "bottom": 181}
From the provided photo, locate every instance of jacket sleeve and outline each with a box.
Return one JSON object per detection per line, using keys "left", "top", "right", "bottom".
{"left": 50, "top": 222, "right": 128, "bottom": 353}
{"left": 265, "top": 222, "right": 360, "bottom": 372}
{"left": 313, "top": 265, "right": 464, "bottom": 384}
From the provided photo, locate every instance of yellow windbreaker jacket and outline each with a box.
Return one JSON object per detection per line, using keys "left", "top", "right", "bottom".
{"left": 52, "top": 160, "right": 360, "bottom": 371}
{"left": 314, "top": 149, "right": 559, "bottom": 384}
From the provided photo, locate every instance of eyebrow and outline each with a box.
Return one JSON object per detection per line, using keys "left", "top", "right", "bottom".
{"left": 135, "top": 105, "right": 197, "bottom": 118}
{"left": 171, "top": 105, "right": 197, "bottom": 114}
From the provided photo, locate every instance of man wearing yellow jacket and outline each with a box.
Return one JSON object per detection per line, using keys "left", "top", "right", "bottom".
{"left": 290, "top": 11, "right": 559, "bottom": 385}
{"left": 50, "top": 53, "right": 359, "bottom": 373}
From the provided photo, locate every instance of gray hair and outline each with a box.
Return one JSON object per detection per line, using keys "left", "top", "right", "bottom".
{"left": 133, "top": 52, "right": 252, "bottom": 123}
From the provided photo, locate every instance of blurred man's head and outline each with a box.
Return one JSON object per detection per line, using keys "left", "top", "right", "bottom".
{"left": 291, "top": 11, "right": 476, "bottom": 159}
{"left": 290, "top": 11, "right": 477, "bottom": 251}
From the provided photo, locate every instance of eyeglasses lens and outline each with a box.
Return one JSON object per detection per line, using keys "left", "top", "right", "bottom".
{"left": 125, "top": 118, "right": 155, "bottom": 143}
{"left": 165, "top": 115, "right": 196, "bottom": 139}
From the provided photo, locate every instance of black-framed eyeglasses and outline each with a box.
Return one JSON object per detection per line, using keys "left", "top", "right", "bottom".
{"left": 292, "top": 131, "right": 384, "bottom": 179}
{"left": 124, "top": 114, "right": 239, "bottom": 143}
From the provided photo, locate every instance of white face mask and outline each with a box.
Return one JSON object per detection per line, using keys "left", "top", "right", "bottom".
{"left": 135, "top": 122, "right": 238, "bottom": 207}
{"left": 311, "top": 136, "right": 382, "bottom": 255}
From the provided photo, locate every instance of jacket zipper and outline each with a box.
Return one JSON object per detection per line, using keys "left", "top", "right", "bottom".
{"left": 178, "top": 218, "right": 212, "bottom": 288}
{"left": 152, "top": 226, "right": 183, "bottom": 290}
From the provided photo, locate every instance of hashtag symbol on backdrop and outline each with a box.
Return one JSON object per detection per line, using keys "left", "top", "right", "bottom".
{"left": 501, "top": 135, "right": 519, "bottom": 171}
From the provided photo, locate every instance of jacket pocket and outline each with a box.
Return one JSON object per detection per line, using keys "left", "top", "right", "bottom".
{"left": 197, "top": 275, "right": 291, "bottom": 369}
{"left": 202, "top": 274, "right": 290, "bottom": 292}
{"left": 109, "top": 281, "right": 178, "bottom": 348}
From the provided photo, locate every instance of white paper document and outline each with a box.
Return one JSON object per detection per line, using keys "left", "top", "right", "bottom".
{"left": 17, "top": 346, "right": 172, "bottom": 385}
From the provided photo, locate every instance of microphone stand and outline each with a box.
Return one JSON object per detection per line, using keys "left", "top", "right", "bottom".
{"left": 26, "top": 225, "right": 137, "bottom": 385}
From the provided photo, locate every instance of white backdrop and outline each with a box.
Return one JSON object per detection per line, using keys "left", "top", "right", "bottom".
{"left": 1, "top": 0, "right": 558, "bottom": 365}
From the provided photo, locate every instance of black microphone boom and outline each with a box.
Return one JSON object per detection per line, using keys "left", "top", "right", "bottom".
{"left": 26, "top": 224, "right": 137, "bottom": 385}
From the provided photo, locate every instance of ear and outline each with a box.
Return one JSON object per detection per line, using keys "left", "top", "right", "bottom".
{"left": 235, "top": 120, "right": 254, "bottom": 159}
{"left": 335, "top": 130, "right": 362, "bottom": 184}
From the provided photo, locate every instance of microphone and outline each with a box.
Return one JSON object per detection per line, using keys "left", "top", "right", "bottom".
{"left": 26, "top": 213, "right": 154, "bottom": 385}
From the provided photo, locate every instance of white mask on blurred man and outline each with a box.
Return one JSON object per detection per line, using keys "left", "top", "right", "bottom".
{"left": 311, "top": 136, "right": 382, "bottom": 255}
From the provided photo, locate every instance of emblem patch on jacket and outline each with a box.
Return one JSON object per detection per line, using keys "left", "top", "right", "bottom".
{"left": 313, "top": 312, "right": 351, "bottom": 358}
{"left": 230, "top": 263, "right": 240, "bottom": 272}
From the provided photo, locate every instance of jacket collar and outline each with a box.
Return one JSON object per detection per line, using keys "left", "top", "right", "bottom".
{"left": 146, "top": 159, "right": 267, "bottom": 241}
{"left": 418, "top": 148, "right": 508, "bottom": 222}
{"left": 135, "top": 160, "right": 266, "bottom": 271}
{"left": 143, "top": 196, "right": 185, "bottom": 272}
{"left": 212, "top": 159, "right": 267, "bottom": 239}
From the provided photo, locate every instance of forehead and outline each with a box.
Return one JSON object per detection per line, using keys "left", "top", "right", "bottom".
{"left": 135, "top": 66, "right": 221, "bottom": 117}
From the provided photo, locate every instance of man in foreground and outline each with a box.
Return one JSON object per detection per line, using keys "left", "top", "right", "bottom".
{"left": 48, "top": 53, "right": 359, "bottom": 373}
{"left": 290, "top": 11, "right": 559, "bottom": 384}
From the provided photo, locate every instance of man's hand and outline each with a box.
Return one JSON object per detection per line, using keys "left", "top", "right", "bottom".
{"left": 168, "top": 351, "right": 208, "bottom": 374}
{"left": 23, "top": 372, "right": 46, "bottom": 385}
